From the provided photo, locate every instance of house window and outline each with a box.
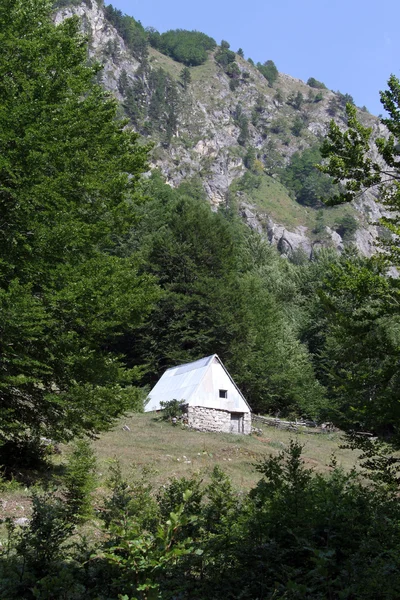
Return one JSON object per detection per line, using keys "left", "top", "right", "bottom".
{"left": 219, "top": 389, "right": 228, "bottom": 399}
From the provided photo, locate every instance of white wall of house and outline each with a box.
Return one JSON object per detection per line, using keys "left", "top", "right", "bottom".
{"left": 189, "top": 358, "right": 248, "bottom": 412}
{"left": 145, "top": 354, "right": 251, "bottom": 434}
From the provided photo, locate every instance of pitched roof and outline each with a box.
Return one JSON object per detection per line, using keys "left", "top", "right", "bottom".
{"left": 145, "top": 354, "right": 250, "bottom": 413}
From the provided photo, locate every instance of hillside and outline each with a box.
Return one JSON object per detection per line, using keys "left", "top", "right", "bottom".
{"left": 54, "top": 0, "right": 389, "bottom": 259}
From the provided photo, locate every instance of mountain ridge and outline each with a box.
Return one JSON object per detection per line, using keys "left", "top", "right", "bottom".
{"left": 54, "top": 0, "right": 389, "bottom": 259}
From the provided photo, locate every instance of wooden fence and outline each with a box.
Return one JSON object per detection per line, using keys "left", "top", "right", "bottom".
{"left": 251, "top": 414, "right": 338, "bottom": 435}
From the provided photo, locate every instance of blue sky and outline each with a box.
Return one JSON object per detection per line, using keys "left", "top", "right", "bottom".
{"left": 109, "top": 0, "right": 399, "bottom": 117}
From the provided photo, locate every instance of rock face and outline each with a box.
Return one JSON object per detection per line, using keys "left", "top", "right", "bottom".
{"left": 54, "top": 1, "right": 389, "bottom": 259}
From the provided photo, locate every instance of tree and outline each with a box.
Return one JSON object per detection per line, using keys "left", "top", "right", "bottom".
{"left": 307, "top": 77, "right": 326, "bottom": 89}
{"left": 0, "top": 0, "right": 157, "bottom": 449}
{"left": 320, "top": 75, "right": 400, "bottom": 266}
{"left": 257, "top": 60, "right": 278, "bottom": 87}
{"left": 179, "top": 66, "right": 191, "bottom": 90}
{"left": 280, "top": 145, "right": 340, "bottom": 207}
{"left": 149, "top": 29, "right": 216, "bottom": 66}
{"left": 119, "top": 174, "right": 324, "bottom": 418}
{"left": 287, "top": 90, "right": 304, "bottom": 110}
{"left": 307, "top": 255, "right": 400, "bottom": 439}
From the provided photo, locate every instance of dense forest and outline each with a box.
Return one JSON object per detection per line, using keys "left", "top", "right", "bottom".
{"left": 1, "top": 1, "right": 400, "bottom": 598}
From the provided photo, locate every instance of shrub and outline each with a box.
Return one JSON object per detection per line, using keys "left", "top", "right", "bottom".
{"left": 63, "top": 439, "right": 97, "bottom": 522}
{"left": 159, "top": 399, "right": 185, "bottom": 420}
{"left": 149, "top": 29, "right": 216, "bottom": 66}
{"left": 334, "top": 213, "right": 358, "bottom": 240}
{"left": 215, "top": 46, "right": 236, "bottom": 68}
{"left": 257, "top": 60, "right": 278, "bottom": 86}
{"left": 307, "top": 76, "right": 327, "bottom": 89}
{"left": 104, "top": 5, "right": 148, "bottom": 59}
{"left": 287, "top": 90, "right": 304, "bottom": 110}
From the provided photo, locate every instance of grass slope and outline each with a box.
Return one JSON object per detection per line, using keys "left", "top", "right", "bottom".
{"left": 93, "top": 412, "right": 359, "bottom": 491}
{"left": 0, "top": 413, "right": 361, "bottom": 524}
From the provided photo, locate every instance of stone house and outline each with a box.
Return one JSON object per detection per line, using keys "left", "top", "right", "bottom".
{"left": 145, "top": 354, "right": 251, "bottom": 434}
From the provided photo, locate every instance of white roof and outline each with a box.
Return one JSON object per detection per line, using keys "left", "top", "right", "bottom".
{"left": 145, "top": 354, "right": 250, "bottom": 413}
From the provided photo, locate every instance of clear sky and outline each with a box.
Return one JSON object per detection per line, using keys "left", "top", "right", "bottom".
{"left": 109, "top": 0, "right": 399, "bottom": 117}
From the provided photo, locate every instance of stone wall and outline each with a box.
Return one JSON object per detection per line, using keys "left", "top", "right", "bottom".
{"left": 186, "top": 406, "right": 251, "bottom": 435}
{"left": 242, "top": 412, "right": 252, "bottom": 435}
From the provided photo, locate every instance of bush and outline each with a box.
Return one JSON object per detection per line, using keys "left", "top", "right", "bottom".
{"left": 149, "top": 29, "right": 216, "bottom": 66}
{"left": 281, "top": 144, "right": 340, "bottom": 207}
{"left": 2, "top": 442, "right": 400, "bottom": 599}
{"left": 159, "top": 399, "right": 185, "bottom": 420}
{"left": 334, "top": 213, "right": 358, "bottom": 240}
{"left": 257, "top": 60, "right": 278, "bottom": 86}
{"left": 307, "top": 77, "right": 327, "bottom": 89}
{"left": 215, "top": 46, "right": 236, "bottom": 68}
{"left": 104, "top": 5, "right": 148, "bottom": 59}
{"left": 63, "top": 439, "right": 96, "bottom": 522}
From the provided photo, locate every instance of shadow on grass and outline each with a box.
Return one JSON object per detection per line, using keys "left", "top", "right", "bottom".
{"left": 0, "top": 438, "right": 67, "bottom": 488}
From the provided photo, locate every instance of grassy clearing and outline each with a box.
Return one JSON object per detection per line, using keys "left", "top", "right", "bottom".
{"left": 0, "top": 412, "right": 361, "bottom": 523}
{"left": 148, "top": 48, "right": 183, "bottom": 80}
{"left": 234, "top": 173, "right": 362, "bottom": 235}
{"left": 237, "top": 174, "right": 313, "bottom": 229}
{"left": 93, "top": 412, "right": 359, "bottom": 491}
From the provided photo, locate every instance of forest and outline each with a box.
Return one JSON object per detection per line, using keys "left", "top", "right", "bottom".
{"left": 1, "top": 0, "right": 400, "bottom": 598}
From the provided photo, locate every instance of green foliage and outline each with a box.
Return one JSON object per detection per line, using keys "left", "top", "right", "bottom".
{"left": 334, "top": 213, "right": 358, "bottom": 240}
{"left": 102, "top": 461, "right": 159, "bottom": 533}
{"left": 179, "top": 66, "right": 191, "bottom": 90}
{"left": 215, "top": 42, "right": 241, "bottom": 87}
{"left": 0, "top": 0, "right": 158, "bottom": 451}
{"left": 104, "top": 4, "right": 148, "bottom": 59}
{"left": 3, "top": 443, "right": 400, "bottom": 599}
{"left": 149, "top": 28, "right": 216, "bottom": 66}
{"left": 313, "top": 90, "right": 324, "bottom": 102}
{"left": 291, "top": 114, "right": 306, "bottom": 136}
{"left": 287, "top": 90, "right": 304, "bottom": 109}
{"left": 158, "top": 399, "right": 185, "bottom": 420}
{"left": 63, "top": 439, "right": 97, "bottom": 522}
{"left": 320, "top": 76, "right": 400, "bottom": 269}
{"left": 307, "top": 76, "right": 327, "bottom": 89}
{"left": 225, "top": 61, "right": 241, "bottom": 80}
{"left": 53, "top": 0, "right": 91, "bottom": 6}
{"left": 270, "top": 116, "right": 289, "bottom": 135}
{"left": 120, "top": 173, "right": 324, "bottom": 417}
{"left": 257, "top": 59, "right": 279, "bottom": 86}
{"left": 304, "top": 255, "right": 400, "bottom": 440}
{"left": 233, "top": 102, "right": 250, "bottom": 145}
{"left": 281, "top": 144, "right": 341, "bottom": 207}
{"left": 215, "top": 45, "right": 236, "bottom": 67}
{"left": 237, "top": 47, "right": 244, "bottom": 57}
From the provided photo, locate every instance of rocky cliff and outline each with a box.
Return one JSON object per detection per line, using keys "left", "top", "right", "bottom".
{"left": 54, "top": 0, "right": 390, "bottom": 259}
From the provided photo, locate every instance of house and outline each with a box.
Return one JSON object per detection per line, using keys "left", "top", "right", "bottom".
{"left": 145, "top": 354, "right": 251, "bottom": 434}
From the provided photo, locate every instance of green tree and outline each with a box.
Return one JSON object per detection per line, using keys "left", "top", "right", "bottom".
{"left": 179, "top": 66, "right": 191, "bottom": 90}
{"left": 308, "top": 256, "right": 400, "bottom": 439}
{"left": 149, "top": 29, "right": 216, "bottom": 66}
{"left": 281, "top": 145, "right": 340, "bottom": 207}
{"left": 121, "top": 174, "right": 323, "bottom": 417}
{"left": 104, "top": 5, "right": 148, "bottom": 60}
{"left": 257, "top": 60, "right": 279, "bottom": 86}
{"left": 287, "top": 90, "right": 304, "bottom": 110}
{"left": 320, "top": 76, "right": 400, "bottom": 266}
{"left": 307, "top": 76, "right": 326, "bottom": 89}
{"left": 0, "top": 0, "right": 157, "bottom": 450}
